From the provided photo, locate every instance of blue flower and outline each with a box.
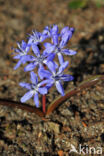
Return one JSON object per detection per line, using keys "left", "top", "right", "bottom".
{"left": 39, "top": 61, "right": 74, "bottom": 96}
{"left": 28, "top": 30, "right": 47, "bottom": 45}
{"left": 44, "top": 38, "right": 77, "bottom": 64}
{"left": 19, "top": 71, "right": 48, "bottom": 107}
{"left": 42, "top": 24, "right": 59, "bottom": 38}
{"left": 43, "top": 25, "right": 74, "bottom": 45}
{"left": 43, "top": 25, "right": 76, "bottom": 64}
{"left": 13, "top": 40, "right": 30, "bottom": 70}
{"left": 24, "top": 44, "right": 55, "bottom": 72}
{"left": 12, "top": 25, "right": 77, "bottom": 103}
{"left": 60, "top": 26, "right": 75, "bottom": 46}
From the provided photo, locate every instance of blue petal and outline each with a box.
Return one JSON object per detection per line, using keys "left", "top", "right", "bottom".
{"left": 58, "top": 61, "right": 69, "bottom": 74}
{"left": 28, "top": 38, "right": 33, "bottom": 45}
{"left": 19, "top": 82, "right": 31, "bottom": 90}
{"left": 61, "top": 75, "right": 74, "bottom": 81}
{"left": 22, "top": 55, "right": 35, "bottom": 62}
{"left": 53, "top": 61, "right": 58, "bottom": 69}
{"left": 70, "top": 27, "right": 75, "bottom": 34}
{"left": 62, "top": 30, "right": 72, "bottom": 41}
{"left": 44, "top": 43, "right": 55, "bottom": 53}
{"left": 60, "top": 31, "right": 73, "bottom": 47}
{"left": 58, "top": 53, "right": 64, "bottom": 64}
{"left": 13, "top": 55, "right": 21, "bottom": 59}
{"left": 52, "top": 34, "right": 58, "bottom": 45}
{"left": 42, "top": 26, "right": 50, "bottom": 37}
{"left": 32, "top": 44, "right": 40, "bottom": 57}
{"left": 38, "top": 68, "right": 52, "bottom": 79}
{"left": 45, "top": 53, "right": 55, "bottom": 63}
{"left": 55, "top": 81, "right": 64, "bottom": 96}
{"left": 20, "top": 55, "right": 32, "bottom": 64}
{"left": 38, "top": 87, "right": 47, "bottom": 95}
{"left": 38, "top": 66, "right": 44, "bottom": 79}
{"left": 44, "top": 42, "right": 52, "bottom": 48}
{"left": 39, "top": 79, "right": 53, "bottom": 87}
{"left": 62, "top": 49, "right": 77, "bottom": 55}
{"left": 47, "top": 61, "right": 56, "bottom": 74}
{"left": 17, "top": 42, "right": 21, "bottom": 49}
{"left": 21, "top": 40, "right": 27, "bottom": 50}
{"left": 46, "top": 83, "right": 53, "bottom": 90}
{"left": 24, "top": 62, "right": 37, "bottom": 71}
{"left": 59, "top": 40, "right": 66, "bottom": 48}
{"left": 14, "top": 60, "right": 22, "bottom": 70}
{"left": 42, "top": 26, "right": 49, "bottom": 34}
{"left": 30, "top": 71, "right": 38, "bottom": 84}
{"left": 34, "top": 92, "right": 39, "bottom": 107}
{"left": 14, "top": 48, "right": 21, "bottom": 53}
{"left": 21, "top": 91, "right": 34, "bottom": 103}
{"left": 43, "top": 49, "right": 49, "bottom": 56}
{"left": 40, "top": 34, "right": 48, "bottom": 42}
{"left": 25, "top": 44, "right": 31, "bottom": 53}
{"left": 65, "top": 29, "right": 73, "bottom": 39}
{"left": 51, "top": 25, "right": 58, "bottom": 35}
{"left": 60, "top": 26, "right": 69, "bottom": 36}
{"left": 20, "top": 56, "right": 28, "bottom": 64}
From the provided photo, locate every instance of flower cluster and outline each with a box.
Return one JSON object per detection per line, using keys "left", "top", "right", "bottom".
{"left": 12, "top": 24, "right": 77, "bottom": 107}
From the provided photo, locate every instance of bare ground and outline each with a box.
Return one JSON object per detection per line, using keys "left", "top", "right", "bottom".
{"left": 0, "top": 0, "right": 104, "bottom": 155}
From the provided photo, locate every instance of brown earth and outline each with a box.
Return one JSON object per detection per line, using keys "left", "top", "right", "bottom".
{"left": 0, "top": 0, "right": 104, "bottom": 155}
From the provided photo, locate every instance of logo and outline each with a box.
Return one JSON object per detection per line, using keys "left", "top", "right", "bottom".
{"left": 69, "top": 144, "right": 103, "bottom": 155}
{"left": 69, "top": 144, "right": 78, "bottom": 154}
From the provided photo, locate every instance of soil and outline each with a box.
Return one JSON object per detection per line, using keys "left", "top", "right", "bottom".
{"left": 0, "top": 0, "right": 104, "bottom": 155}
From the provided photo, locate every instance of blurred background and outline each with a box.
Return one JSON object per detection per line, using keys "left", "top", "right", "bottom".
{"left": 0, "top": 0, "right": 104, "bottom": 155}
{"left": 0, "top": 0, "right": 104, "bottom": 51}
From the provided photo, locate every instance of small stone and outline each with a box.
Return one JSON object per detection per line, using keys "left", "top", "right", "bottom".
{"left": 17, "top": 124, "right": 22, "bottom": 130}
{"left": 47, "top": 122, "right": 60, "bottom": 134}
{"left": 60, "top": 108, "right": 72, "bottom": 116}
{"left": 98, "top": 35, "right": 103, "bottom": 42}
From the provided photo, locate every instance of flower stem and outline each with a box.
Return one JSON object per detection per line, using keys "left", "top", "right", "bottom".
{"left": 42, "top": 64, "right": 47, "bottom": 113}
{"left": 42, "top": 95, "right": 46, "bottom": 113}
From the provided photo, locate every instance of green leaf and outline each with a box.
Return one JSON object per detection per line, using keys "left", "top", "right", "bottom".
{"left": 68, "top": 0, "right": 88, "bottom": 9}
{"left": 95, "top": 0, "right": 104, "bottom": 8}
{"left": 46, "top": 75, "right": 104, "bottom": 116}
{"left": 96, "top": 2, "right": 101, "bottom": 8}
